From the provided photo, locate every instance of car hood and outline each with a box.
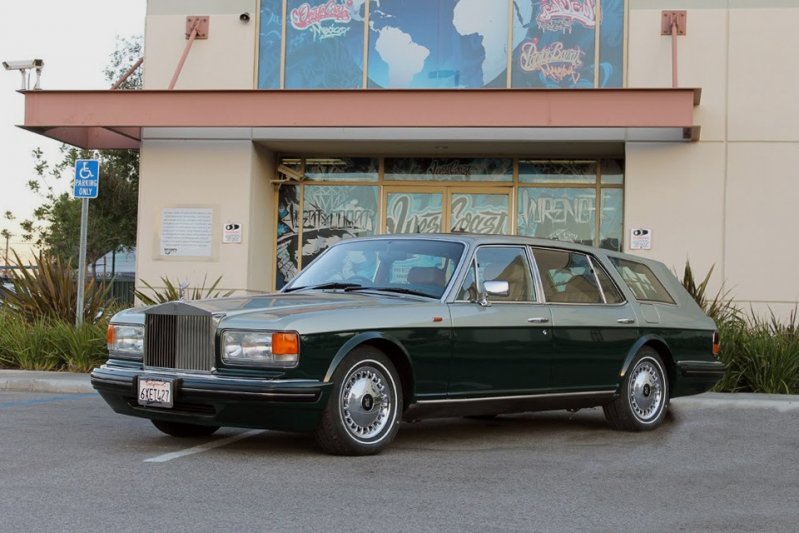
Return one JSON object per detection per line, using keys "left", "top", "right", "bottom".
{"left": 112, "top": 291, "right": 432, "bottom": 328}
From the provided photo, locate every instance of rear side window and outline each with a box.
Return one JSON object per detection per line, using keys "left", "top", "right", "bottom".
{"left": 533, "top": 249, "right": 604, "bottom": 304}
{"left": 610, "top": 257, "right": 675, "bottom": 304}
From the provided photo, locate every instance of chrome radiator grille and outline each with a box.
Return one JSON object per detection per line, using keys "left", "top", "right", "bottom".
{"left": 144, "top": 313, "right": 214, "bottom": 372}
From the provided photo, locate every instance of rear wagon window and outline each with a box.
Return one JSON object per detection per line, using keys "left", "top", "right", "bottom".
{"left": 610, "top": 258, "right": 675, "bottom": 304}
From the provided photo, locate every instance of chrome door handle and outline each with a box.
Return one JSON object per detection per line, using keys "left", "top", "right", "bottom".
{"left": 528, "top": 317, "right": 550, "bottom": 324}
{"left": 617, "top": 318, "right": 635, "bottom": 324}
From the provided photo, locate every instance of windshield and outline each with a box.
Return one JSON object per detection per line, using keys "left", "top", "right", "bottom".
{"left": 285, "top": 239, "right": 465, "bottom": 299}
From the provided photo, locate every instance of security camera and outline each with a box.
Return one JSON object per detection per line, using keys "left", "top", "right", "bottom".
{"left": 2, "top": 59, "right": 44, "bottom": 71}
{"left": 239, "top": 12, "right": 250, "bottom": 23}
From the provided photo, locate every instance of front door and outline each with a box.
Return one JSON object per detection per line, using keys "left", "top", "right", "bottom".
{"left": 384, "top": 187, "right": 512, "bottom": 235}
{"left": 448, "top": 245, "right": 552, "bottom": 396}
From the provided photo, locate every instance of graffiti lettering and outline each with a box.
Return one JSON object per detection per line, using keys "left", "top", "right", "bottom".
{"left": 290, "top": 0, "right": 352, "bottom": 30}
{"left": 537, "top": 0, "right": 596, "bottom": 34}
{"left": 450, "top": 196, "right": 508, "bottom": 234}
{"left": 427, "top": 160, "right": 473, "bottom": 178}
{"left": 521, "top": 195, "right": 595, "bottom": 225}
{"left": 310, "top": 23, "right": 351, "bottom": 40}
{"left": 386, "top": 195, "right": 441, "bottom": 234}
{"left": 519, "top": 39, "right": 583, "bottom": 83}
{"left": 303, "top": 208, "right": 375, "bottom": 231}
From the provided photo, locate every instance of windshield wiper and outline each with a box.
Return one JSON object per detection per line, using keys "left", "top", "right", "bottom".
{"left": 345, "top": 286, "right": 437, "bottom": 298}
{"left": 284, "top": 282, "right": 363, "bottom": 293}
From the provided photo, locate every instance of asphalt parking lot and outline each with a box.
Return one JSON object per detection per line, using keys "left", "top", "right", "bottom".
{"left": 0, "top": 389, "right": 797, "bottom": 533}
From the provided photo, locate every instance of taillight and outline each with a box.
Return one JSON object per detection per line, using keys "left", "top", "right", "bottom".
{"left": 712, "top": 331, "right": 720, "bottom": 357}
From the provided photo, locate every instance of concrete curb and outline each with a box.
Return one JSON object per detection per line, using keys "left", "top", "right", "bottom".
{"left": 1, "top": 370, "right": 798, "bottom": 408}
{"left": 0, "top": 370, "right": 95, "bottom": 394}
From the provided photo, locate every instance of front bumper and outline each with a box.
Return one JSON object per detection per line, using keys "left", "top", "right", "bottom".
{"left": 91, "top": 364, "right": 332, "bottom": 433}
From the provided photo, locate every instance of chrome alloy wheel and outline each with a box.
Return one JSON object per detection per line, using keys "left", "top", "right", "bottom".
{"left": 339, "top": 362, "right": 394, "bottom": 442}
{"left": 628, "top": 357, "right": 665, "bottom": 423}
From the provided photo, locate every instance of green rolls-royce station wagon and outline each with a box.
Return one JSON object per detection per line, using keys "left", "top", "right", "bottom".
{"left": 91, "top": 235, "right": 725, "bottom": 455}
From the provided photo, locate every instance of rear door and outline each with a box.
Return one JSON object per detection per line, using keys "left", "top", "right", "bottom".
{"left": 532, "top": 247, "right": 638, "bottom": 391}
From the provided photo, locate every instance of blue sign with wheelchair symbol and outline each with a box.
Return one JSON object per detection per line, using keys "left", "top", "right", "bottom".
{"left": 73, "top": 159, "right": 100, "bottom": 198}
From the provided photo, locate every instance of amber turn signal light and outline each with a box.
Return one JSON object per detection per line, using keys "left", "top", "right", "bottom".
{"left": 272, "top": 332, "right": 299, "bottom": 355}
{"left": 106, "top": 325, "right": 116, "bottom": 345}
{"left": 712, "top": 331, "right": 720, "bottom": 357}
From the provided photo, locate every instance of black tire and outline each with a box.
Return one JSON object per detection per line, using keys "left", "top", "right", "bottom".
{"left": 151, "top": 419, "right": 220, "bottom": 438}
{"left": 314, "top": 347, "right": 403, "bottom": 456}
{"left": 604, "top": 347, "right": 669, "bottom": 431}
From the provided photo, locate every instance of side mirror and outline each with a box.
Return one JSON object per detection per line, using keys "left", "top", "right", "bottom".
{"left": 476, "top": 280, "right": 509, "bottom": 307}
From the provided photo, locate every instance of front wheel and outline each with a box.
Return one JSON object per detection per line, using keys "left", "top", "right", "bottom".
{"left": 604, "top": 348, "right": 669, "bottom": 431}
{"left": 314, "top": 347, "right": 403, "bottom": 456}
{"left": 151, "top": 420, "right": 220, "bottom": 438}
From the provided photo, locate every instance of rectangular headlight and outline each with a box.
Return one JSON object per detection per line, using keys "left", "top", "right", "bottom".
{"left": 221, "top": 331, "right": 300, "bottom": 368}
{"left": 107, "top": 324, "right": 144, "bottom": 360}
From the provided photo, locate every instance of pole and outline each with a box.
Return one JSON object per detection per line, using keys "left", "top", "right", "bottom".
{"left": 76, "top": 198, "right": 89, "bottom": 326}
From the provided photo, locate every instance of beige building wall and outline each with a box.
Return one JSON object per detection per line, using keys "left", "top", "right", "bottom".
{"left": 143, "top": 0, "right": 258, "bottom": 90}
{"left": 627, "top": 1, "right": 799, "bottom": 317}
{"left": 136, "top": 140, "right": 275, "bottom": 296}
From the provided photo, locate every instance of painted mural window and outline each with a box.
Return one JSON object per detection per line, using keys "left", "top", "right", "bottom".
{"left": 386, "top": 192, "right": 444, "bottom": 233}
{"left": 276, "top": 185, "right": 301, "bottom": 288}
{"left": 511, "top": 0, "right": 598, "bottom": 88}
{"left": 304, "top": 157, "right": 378, "bottom": 182}
{"left": 450, "top": 193, "right": 510, "bottom": 234}
{"left": 517, "top": 188, "right": 597, "bottom": 246}
{"left": 384, "top": 158, "right": 513, "bottom": 182}
{"left": 519, "top": 160, "right": 597, "bottom": 184}
{"left": 301, "top": 185, "right": 379, "bottom": 266}
{"left": 367, "top": 0, "right": 509, "bottom": 88}
{"left": 258, "top": 0, "right": 624, "bottom": 89}
{"left": 258, "top": 0, "right": 284, "bottom": 89}
{"left": 284, "top": 0, "right": 366, "bottom": 88}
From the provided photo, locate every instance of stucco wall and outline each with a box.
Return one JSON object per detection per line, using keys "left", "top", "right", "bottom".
{"left": 626, "top": 2, "right": 799, "bottom": 317}
{"left": 136, "top": 140, "right": 264, "bottom": 295}
{"left": 143, "top": 0, "right": 257, "bottom": 89}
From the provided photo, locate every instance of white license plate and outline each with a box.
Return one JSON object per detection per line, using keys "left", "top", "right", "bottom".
{"left": 138, "top": 378, "right": 174, "bottom": 408}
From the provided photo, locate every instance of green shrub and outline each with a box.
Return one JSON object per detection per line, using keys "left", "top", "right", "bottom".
{"left": 135, "top": 275, "right": 233, "bottom": 305}
{"left": 1, "top": 250, "right": 112, "bottom": 324}
{"left": 0, "top": 310, "right": 109, "bottom": 372}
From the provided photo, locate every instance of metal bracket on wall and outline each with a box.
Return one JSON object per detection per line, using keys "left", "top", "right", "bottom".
{"left": 186, "top": 16, "right": 210, "bottom": 39}
{"left": 661, "top": 11, "right": 687, "bottom": 35}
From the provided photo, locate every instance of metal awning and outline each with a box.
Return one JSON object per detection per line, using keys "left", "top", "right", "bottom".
{"left": 18, "top": 88, "right": 702, "bottom": 150}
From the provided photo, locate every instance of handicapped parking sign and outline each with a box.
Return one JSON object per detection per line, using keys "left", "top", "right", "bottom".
{"left": 73, "top": 159, "right": 100, "bottom": 199}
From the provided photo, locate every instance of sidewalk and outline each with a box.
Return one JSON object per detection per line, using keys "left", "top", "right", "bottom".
{"left": 1, "top": 369, "right": 798, "bottom": 407}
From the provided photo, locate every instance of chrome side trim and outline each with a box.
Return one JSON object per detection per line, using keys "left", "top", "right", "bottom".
{"left": 415, "top": 389, "right": 617, "bottom": 405}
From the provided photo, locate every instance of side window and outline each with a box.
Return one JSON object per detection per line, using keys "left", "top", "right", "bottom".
{"left": 533, "top": 249, "right": 604, "bottom": 304}
{"left": 592, "top": 258, "right": 625, "bottom": 304}
{"left": 457, "top": 246, "right": 536, "bottom": 302}
{"left": 609, "top": 257, "right": 676, "bottom": 304}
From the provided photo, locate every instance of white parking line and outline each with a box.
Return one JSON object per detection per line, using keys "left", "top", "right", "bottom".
{"left": 144, "top": 429, "right": 265, "bottom": 463}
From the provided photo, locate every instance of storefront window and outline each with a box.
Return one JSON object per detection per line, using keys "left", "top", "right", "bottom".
{"left": 276, "top": 185, "right": 301, "bottom": 287}
{"left": 600, "top": 188, "right": 623, "bottom": 250}
{"left": 258, "top": 0, "right": 283, "bottom": 89}
{"left": 517, "top": 187, "right": 597, "bottom": 246}
{"left": 601, "top": 159, "right": 624, "bottom": 184}
{"left": 519, "top": 160, "right": 597, "bottom": 184}
{"left": 385, "top": 158, "right": 513, "bottom": 182}
{"left": 386, "top": 192, "right": 443, "bottom": 233}
{"left": 301, "top": 185, "right": 378, "bottom": 266}
{"left": 450, "top": 193, "right": 509, "bottom": 234}
{"left": 304, "top": 158, "right": 378, "bottom": 182}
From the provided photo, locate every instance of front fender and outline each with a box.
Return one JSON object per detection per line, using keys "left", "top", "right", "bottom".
{"left": 322, "top": 331, "right": 414, "bottom": 385}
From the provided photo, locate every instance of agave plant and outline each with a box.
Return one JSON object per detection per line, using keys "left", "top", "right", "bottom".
{"left": 681, "top": 261, "right": 742, "bottom": 327}
{"left": 134, "top": 275, "right": 233, "bottom": 305}
{"left": 1, "top": 250, "right": 111, "bottom": 325}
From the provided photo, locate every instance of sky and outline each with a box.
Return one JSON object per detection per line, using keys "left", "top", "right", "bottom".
{"left": 0, "top": 0, "right": 146, "bottom": 256}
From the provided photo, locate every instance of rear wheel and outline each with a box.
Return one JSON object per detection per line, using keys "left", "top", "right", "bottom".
{"left": 314, "top": 347, "right": 403, "bottom": 456}
{"left": 604, "top": 347, "right": 669, "bottom": 431}
{"left": 151, "top": 420, "right": 220, "bottom": 438}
